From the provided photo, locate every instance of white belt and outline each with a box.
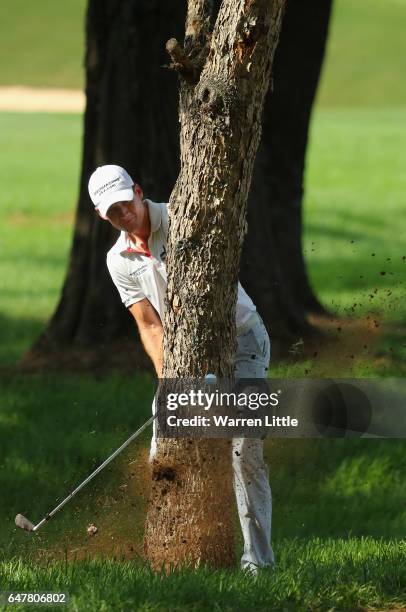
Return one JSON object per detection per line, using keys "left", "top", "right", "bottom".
{"left": 236, "top": 311, "right": 261, "bottom": 336}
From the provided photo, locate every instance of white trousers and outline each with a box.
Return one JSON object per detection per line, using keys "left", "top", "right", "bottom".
{"left": 150, "top": 317, "right": 274, "bottom": 572}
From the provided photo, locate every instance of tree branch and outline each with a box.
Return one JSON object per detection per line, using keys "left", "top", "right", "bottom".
{"left": 165, "top": 0, "right": 214, "bottom": 85}
{"left": 165, "top": 38, "right": 200, "bottom": 84}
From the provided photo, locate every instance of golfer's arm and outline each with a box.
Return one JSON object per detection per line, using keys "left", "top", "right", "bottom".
{"left": 128, "top": 299, "right": 163, "bottom": 378}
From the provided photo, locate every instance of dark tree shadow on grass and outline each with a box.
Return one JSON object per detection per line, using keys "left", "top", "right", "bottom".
{"left": 0, "top": 312, "right": 151, "bottom": 374}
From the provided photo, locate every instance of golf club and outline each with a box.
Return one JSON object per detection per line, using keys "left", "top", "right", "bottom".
{"left": 15, "top": 412, "right": 157, "bottom": 533}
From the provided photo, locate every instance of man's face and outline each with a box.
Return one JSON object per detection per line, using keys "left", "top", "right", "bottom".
{"left": 103, "top": 186, "right": 144, "bottom": 233}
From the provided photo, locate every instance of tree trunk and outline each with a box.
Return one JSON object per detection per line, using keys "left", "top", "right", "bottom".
{"left": 24, "top": 0, "right": 184, "bottom": 370}
{"left": 144, "top": 0, "right": 285, "bottom": 570}
{"left": 240, "top": 0, "right": 333, "bottom": 337}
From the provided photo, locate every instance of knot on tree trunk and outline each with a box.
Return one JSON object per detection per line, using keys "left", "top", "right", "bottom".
{"left": 195, "top": 76, "right": 236, "bottom": 123}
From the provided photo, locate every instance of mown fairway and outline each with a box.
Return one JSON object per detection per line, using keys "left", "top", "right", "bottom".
{"left": 1, "top": 0, "right": 405, "bottom": 610}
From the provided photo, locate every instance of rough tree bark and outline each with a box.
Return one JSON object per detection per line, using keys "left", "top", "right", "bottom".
{"left": 24, "top": 0, "right": 184, "bottom": 369}
{"left": 144, "top": 0, "right": 285, "bottom": 570}
{"left": 240, "top": 0, "right": 333, "bottom": 336}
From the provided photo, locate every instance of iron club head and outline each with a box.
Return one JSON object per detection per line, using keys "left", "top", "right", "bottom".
{"left": 15, "top": 514, "right": 35, "bottom": 532}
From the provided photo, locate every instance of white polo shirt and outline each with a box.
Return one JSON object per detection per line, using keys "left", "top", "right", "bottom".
{"left": 106, "top": 200, "right": 257, "bottom": 332}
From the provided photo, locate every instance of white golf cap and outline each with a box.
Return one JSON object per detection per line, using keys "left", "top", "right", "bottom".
{"left": 88, "top": 165, "right": 134, "bottom": 219}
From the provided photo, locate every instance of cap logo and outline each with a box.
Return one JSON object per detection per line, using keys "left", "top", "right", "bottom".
{"left": 93, "top": 176, "right": 121, "bottom": 197}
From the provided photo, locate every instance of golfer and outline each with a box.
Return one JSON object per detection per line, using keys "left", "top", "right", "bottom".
{"left": 88, "top": 164, "right": 274, "bottom": 573}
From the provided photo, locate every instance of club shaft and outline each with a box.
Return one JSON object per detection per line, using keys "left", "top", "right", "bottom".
{"left": 33, "top": 413, "right": 157, "bottom": 531}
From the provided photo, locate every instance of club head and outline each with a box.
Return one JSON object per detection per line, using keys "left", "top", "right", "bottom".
{"left": 15, "top": 514, "right": 35, "bottom": 532}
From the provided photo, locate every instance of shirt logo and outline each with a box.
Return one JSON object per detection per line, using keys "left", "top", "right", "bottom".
{"left": 129, "top": 265, "right": 148, "bottom": 279}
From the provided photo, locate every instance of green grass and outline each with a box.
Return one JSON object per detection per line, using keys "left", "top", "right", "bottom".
{"left": 1, "top": 538, "right": 405, "bottom": 611}
{"left": 1, "top": 0, "right": 406, "bottom": 110}
{"left": 304, "top": 108, "right": 406, "bottom": 325}
{"left": 0, "top": 113, "right": 81, "bottom": 216}
{"left": 0, "top": 0, "right": 86, "bottom": 89}
{"left": 0, "top": 113, "right": 81, "bottom": 363}
{"left": 268, "top": 439, "right": 406, "bottom": 540}
{"left": 317, "top": 0, "right": 406, "bottom": 107}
